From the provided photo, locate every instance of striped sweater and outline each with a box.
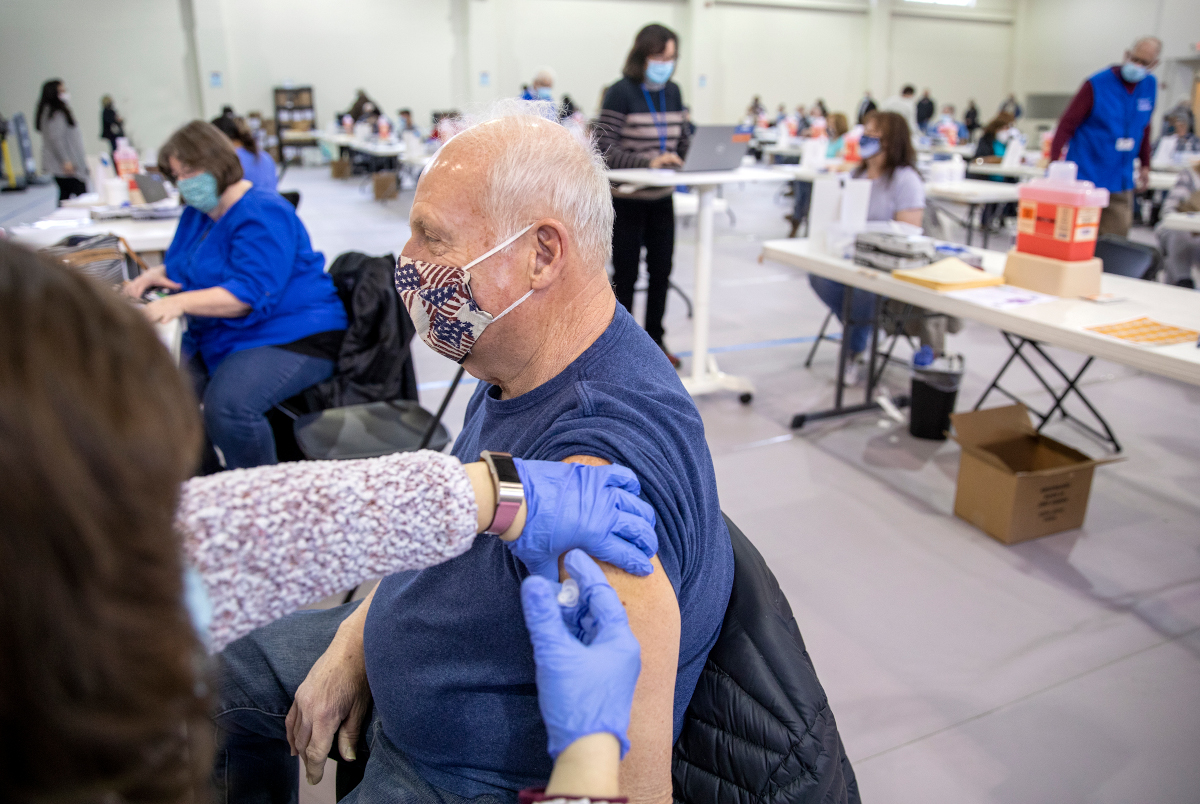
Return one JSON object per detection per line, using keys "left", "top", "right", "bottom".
{"left": 596, "top": 77, "right": 691, "bottom": 200}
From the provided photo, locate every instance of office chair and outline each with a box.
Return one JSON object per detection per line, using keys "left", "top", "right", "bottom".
{"left": 1093, "top": 234, "right": 1162, "bottom": 280}
{"left": 281, "top": 190, "right": 301, "bottom": 209}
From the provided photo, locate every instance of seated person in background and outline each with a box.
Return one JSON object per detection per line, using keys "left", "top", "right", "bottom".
{"left": 123, "top": 120, "right": 347, "bottom": 470}
{"left": 211, "top": 114, "right": 277, "bottom": 192}
{"left": 973, "top": 112, "right": 1016, "bottom": 163}
{"left": 826, "top": 112, "right": 849, "bottom": 159}
{"left": 398, "top": 107, "right": 422, "bottom": 138}
{"left": 0, "top": 238, "right": 647, "bottom": 804}
{"left": 1153, "top": 110, "right": 1200, "bottom": 161}
{"left": 214, "top": 104, "right": 735, "bottom": 804}
{"left": 928, "top": 104, "right": 968, "bottom": 145}
{"left": 1155, "top": 163, "right": 1200, "bottom": 288}
{"left": 809, "top": 110, "right": 927, "bottom": 384}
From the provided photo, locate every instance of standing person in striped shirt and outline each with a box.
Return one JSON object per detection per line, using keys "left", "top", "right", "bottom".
{"left": 597, "top": 23, "right": 690, "bottom": 368}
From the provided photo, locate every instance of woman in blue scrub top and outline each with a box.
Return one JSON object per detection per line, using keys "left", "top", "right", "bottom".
{"left": 123, "top": 120, "right": 346, "bottom": 469}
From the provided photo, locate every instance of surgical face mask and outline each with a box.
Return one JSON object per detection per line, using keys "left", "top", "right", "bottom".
{"left": 644, "top": 59, "right": 675, "bottom": 86}
{"left": 394, "top": 223, "right": 536, "bottom": 363}
{"left": 177, "top": 171, "right": 221, "bottom": 213}
{"left": 996, "top": 127, "right": 1014, "bottom": 144}
{"left": 58, "top": 91, "right": 70, "bottom": 103}
{"left": 1121, "top": 61, "right": 1148, "bottom": 84}
{"left": 537, "top": 86, "right": 554, "bottom": 101}
{"left": 858, "top": 135, "right": 881, "bottom": 160}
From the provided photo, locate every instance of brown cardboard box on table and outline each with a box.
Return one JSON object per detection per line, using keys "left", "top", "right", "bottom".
{"left": 949, "top": 404, "right": 1120, "bottom": 544}
{"left": 1003, "top": 249, "right": 1102, "bottom": 298}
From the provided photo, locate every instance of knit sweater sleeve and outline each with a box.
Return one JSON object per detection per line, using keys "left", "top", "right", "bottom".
{"left": 177, "top": 450, "right": 478, "bottom": 652}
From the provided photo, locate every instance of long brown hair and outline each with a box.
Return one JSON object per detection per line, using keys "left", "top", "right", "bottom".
{"left": 858, "top": 110, "right": 917, "bottom": 182}
{"left": 622, "top": 24, "right": 678, "bottom": 84}
{"left": 157, "top": 120, "right": 245, "bottom": 194}
{"left": 0, "top": 241, "right": 209, "bottom": 803}
{"left": 983, "top": 111, "right": 1015, "bottom": 137}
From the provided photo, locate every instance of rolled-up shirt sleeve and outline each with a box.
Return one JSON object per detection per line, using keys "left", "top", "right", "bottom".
{"left": 218, "top": 209, "right": 296, "bottom": 325}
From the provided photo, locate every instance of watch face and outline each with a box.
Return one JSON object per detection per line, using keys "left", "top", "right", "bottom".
{"left": 484, "top": 451, "right": 521, "bottom": 485}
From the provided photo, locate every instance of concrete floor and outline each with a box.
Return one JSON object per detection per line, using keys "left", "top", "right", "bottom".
{"left": 7, "top": 168, "right": 1197, "bottom": 803}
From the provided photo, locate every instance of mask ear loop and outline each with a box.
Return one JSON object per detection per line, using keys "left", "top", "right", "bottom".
{"left": 463, "top": 222, "right": 538, "bottom": 321}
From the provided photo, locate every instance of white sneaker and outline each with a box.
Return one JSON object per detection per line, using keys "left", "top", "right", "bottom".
{"left": 842, "top": 354, "right": 864, "bottom": 386}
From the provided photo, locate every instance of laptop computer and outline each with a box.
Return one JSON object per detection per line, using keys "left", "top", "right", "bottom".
{"left": 134, "top": 172, "right": 169, "bottom": 204}
{"left": 678, "top": 125, "right": 750, "bottom": 172}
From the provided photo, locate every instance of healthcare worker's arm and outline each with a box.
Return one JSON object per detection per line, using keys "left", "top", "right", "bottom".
{"left": 281, "top": 458, "right": 660, "bottom": 785}
{"left": 521, "top": 550, "right": 641, "bottom": 802}
{"left": 563, "top": 455, "right": 679, "bottom": 804}
{"left": 141, "top": 286, "right": 250, "bottom": 323}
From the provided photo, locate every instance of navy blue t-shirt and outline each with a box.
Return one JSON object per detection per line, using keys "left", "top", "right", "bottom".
{"left": 362, "top": 305, "right": 734, "bottom": 798}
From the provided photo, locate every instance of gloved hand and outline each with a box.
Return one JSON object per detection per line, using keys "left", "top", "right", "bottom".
{"left": 509, "top": 459, "right": 657, "bottom": 581}
{"left": 521, "top": 549, "right": 641, "bottom": 759}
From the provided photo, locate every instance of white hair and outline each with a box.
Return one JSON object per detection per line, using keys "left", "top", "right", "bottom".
{"left": 432, "top": 99, "right": 614, "bottom": 268}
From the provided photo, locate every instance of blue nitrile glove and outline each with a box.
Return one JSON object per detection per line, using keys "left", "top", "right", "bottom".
{"left": 508, "top": 459, "right": 658, "bottom": 581}
{"left": 521, "top": 549, "right": 642, "bottom": 759}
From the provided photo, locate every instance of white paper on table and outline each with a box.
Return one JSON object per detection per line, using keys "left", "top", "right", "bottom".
{"left": 944, "top": 284, "right": 1058, "bottom": 310}
{"left": 840, "top": 178, "right": 871, "bottom": 229}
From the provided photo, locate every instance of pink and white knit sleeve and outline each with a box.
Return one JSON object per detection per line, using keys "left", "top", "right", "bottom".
{"left": 176, "top": 450, "right": 478, "bottom": 652}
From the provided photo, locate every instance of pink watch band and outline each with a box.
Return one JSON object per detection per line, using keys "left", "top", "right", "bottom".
{"left": 481, "top": 451, "right": 524, "bottom": 536}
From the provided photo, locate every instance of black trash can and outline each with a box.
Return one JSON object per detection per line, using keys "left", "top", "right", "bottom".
{"left": 909, "top": 349, "right": 963, "bottom": 440}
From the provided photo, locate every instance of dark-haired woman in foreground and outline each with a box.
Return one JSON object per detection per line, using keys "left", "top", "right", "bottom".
{"left": 0, "top": 240, "right": 650, "bottom": 803}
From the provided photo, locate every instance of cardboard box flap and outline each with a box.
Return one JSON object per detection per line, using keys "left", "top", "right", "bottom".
{"left": 950, "top": 404, "right": 1035, "bottom": 447}
{"left": 955, "top": 441, "right": 1016, "bottom": 473}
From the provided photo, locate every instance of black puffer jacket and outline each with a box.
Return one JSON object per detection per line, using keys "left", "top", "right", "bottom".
{"left": 304, "top": 252, "right": 418, "bottom": 410}
{"left": 673, "top": 515, "right": 860, "bottom": 804}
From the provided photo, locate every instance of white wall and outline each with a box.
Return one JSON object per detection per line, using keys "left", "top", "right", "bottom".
{"left": 0, "top": 0, "right": 198, "bottom": 164}
{"left": 889, "top": 15, "right": 1012, "bottom": 121}
{"left": 4, "top": 0, "right": 1199, "bottom": 172}
{"left": 468, "top": 0, "right": 687, "bottom": 117}
{"left": 212, "top": 0, "right": 457, "bottom": 131}
{"left": 712, "top": 4, "right": 868, "bottom": 124}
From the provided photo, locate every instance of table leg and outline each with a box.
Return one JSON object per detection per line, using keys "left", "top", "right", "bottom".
{"left": 965, "top": 203, "right": 976, "bottom": 247}
{"left": 679, "top": 185, "right": 756, "bottom": 404}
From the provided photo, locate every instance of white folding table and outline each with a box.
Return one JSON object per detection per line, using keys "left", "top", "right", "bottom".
{"left": 1160, "top": 212, "right": 1200, "bottom": 233}
{"left": 762, "top": 238, "right": 1200, "bottom": 450}
{"left": 607, "top": 167, "right": 791, "bottom": 401}
{"left": 967, "top": 162, "right": 1046, "bottom": 181}
{"left": 925, "top": 179, "right": 1021, "bottom": 248}
{"left": 7, "top": 214, "right": 178, "bottom": 254}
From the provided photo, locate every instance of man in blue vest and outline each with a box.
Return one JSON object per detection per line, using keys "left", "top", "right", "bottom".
{"left": 1050, "top": 36, "right": 1162, "bottom": 237}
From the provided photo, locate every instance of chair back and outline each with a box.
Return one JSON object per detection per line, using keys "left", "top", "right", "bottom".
{"left": 1094, "top": 234, "right": 1161, "bottom": 280}
{"left": 673, "top": 514, "right": 859, "bottom": 804}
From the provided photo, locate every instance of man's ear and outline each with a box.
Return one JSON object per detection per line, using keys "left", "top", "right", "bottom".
{"left": 529, "top": 220, "right": 568, "bottom": 290}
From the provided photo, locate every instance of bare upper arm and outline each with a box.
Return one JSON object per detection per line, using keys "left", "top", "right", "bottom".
{"left": 895, "top": 207, "right": 924, "bottom": 227}
{"left": 562, "top": 455, "right": 678, "bottom": 804}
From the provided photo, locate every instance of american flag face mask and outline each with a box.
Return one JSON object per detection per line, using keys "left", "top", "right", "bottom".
{"left": 395, "top": 223, "right": 535, "bottom": 363}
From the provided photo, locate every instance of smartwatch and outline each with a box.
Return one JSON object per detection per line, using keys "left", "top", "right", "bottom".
{"left": 480, "top": 451, "right": 524, "bottom": 536}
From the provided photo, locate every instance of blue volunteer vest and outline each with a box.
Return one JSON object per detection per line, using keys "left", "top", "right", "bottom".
{"left": 1067, "top": 67, "right": 1156, "bottom": 193}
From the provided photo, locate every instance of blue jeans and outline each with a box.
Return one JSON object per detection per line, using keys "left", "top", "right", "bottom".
{"left": 190, "top": 344, "right": 334, "bottom": 469}
{"left": 808, "top": 275, "right": 876, "bottom": 356}
{"left": 213, "top": 602, "right": 510, "bottom": 804}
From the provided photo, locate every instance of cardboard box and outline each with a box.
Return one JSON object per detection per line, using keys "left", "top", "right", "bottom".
{"left": 949, "top": 405, "right": 1119, "bottom": 544}
{"left": 372, "top": 171, "right": 398, "bottom": 201}
{"left": 331, "top": 158, "right": 351, "bottom": 179}
{"left": 1003, "top": 249, "right": 1102, "bottom": 298}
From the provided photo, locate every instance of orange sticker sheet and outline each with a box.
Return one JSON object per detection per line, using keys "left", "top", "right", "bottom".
{"left": 1086, "top": 317, "right": 1200, "bottom": 346}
